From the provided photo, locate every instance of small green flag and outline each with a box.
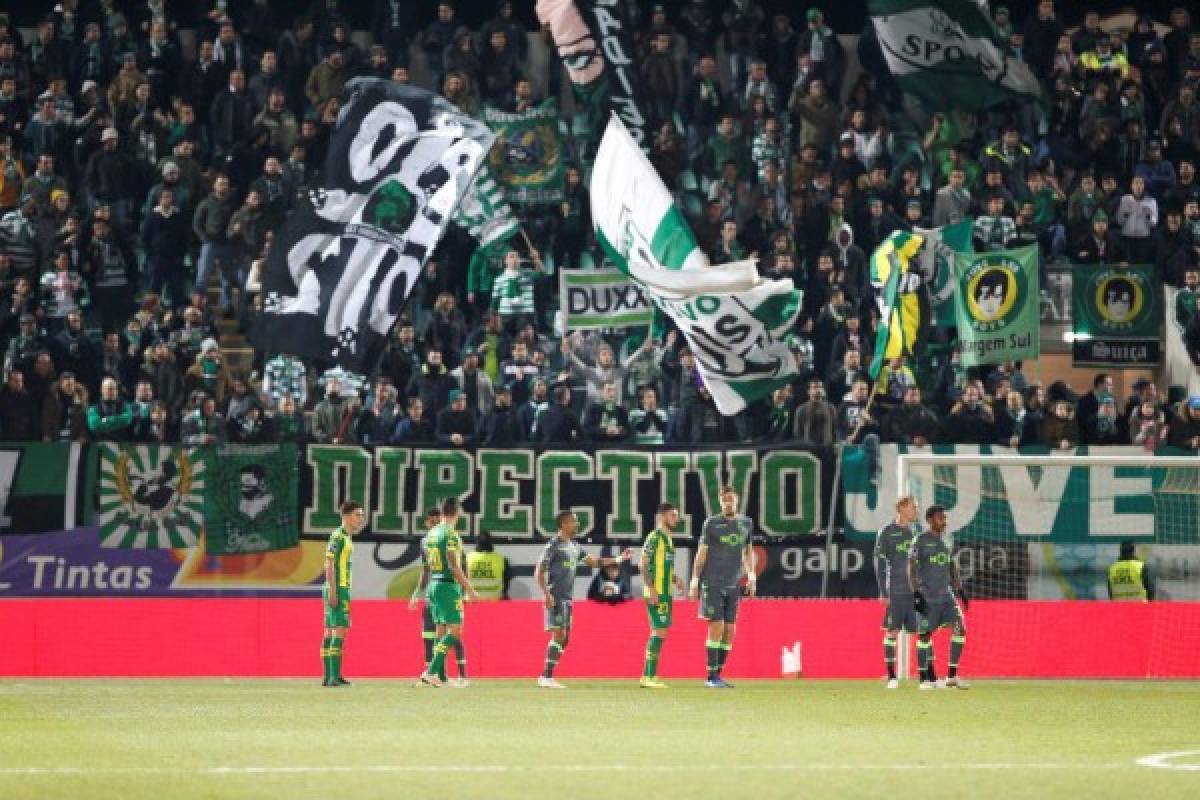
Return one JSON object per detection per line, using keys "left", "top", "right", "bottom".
{"left": 203, "top": 444, "right": 299, "bottom": 555}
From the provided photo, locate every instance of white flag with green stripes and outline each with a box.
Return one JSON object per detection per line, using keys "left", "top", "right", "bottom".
{"left": 590, "top": 115, "right": 804, "bottom": 414}
{"left": 868, "top": 0, "right": 1044, "bottom": 111}
{"left": 453, "top": 166, "right": 519, "bottom": 247}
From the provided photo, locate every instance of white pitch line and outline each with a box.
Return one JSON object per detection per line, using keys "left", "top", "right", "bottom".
{"left": 1135, "top": 750, "right": 1200, "bottom": 771}
{"left": 0, "top": 763, "right": 1130, "bottom": 776}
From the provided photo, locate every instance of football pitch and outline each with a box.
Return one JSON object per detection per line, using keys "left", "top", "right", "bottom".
{"left": 1, "top": 680, "right": 1198, "bottom": 799}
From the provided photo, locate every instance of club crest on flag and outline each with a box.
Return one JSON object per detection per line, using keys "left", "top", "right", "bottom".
{"left": 1089, "top": 270, "right": 1149, "bottom": 331}
{"left": 97, "top": 445, "right": 205, "bottom": 549}
{"left": 962, "top": 256, "right": 1027, "bottom": 333}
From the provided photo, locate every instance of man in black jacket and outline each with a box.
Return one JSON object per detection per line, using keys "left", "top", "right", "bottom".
{"left": 436, "top": 389, "right": 477, "bottom": 449}
{"left": 481, "top": 386, "right": 522, "bottom": 446}
{"left": 539, "top": 386, "right": 582, "bottom": 445}
{"left": 583, "top": 381, "right": 629, "bottom": 443}
{"left": 881, "top": 387, "right": 943, "bottom": 446}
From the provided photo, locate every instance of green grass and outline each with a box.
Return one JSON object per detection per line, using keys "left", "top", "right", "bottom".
{"left": 1, "top": 680, "right": 1199, "bottom": 799}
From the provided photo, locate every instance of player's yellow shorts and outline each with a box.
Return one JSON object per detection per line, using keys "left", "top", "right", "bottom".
{"left": 645, "top": 596, "right": 673, "bottom": 629}
{"left": 323, "top": 587, "right": 351, "bottom": 628}
{"left": 427, "top": 581, "right": 465, "bottom": 626}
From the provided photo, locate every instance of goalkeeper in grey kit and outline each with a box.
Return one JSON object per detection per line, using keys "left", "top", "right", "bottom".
{"left": 908, "top": 504, "right": 969, "bottom": 689}
{"left": 875, "top": 496, "right": 920, "bottom": 689}
{"left": 689, "top": 486, "right": 756, "bottom": 688}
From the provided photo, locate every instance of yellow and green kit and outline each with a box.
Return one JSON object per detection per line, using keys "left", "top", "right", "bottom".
{"left": 642, "top": 527, "right": 675, "bottom": 629}
{"left": 323, "top": 526, "right": 353, "bottom": 628}
{"left": 424, "top": 522, "right": 465, "bottom": 626}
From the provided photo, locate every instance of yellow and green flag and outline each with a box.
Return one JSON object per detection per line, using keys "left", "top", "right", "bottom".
{"left": 869, "top": 231, "right": 929, "bottom": 379}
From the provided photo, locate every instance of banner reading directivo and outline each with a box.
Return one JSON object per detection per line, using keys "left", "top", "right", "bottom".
{"left": 298, "top": 445, "right": 835, "bottom": 542}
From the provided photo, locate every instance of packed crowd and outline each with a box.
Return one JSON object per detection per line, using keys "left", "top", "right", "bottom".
{"left": 0, "top": 1, "right": 1199, "bottom": 451}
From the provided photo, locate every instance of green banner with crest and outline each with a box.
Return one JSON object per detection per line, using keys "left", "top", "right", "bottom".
{"left": 1071, "top": 263, "right": 1162, "bottom": 366}
{"left": 483, "top": 102, "right": 565, "bottom": 206}
{"left": 952, "top": 245, "right": 1040, "bottom": 366}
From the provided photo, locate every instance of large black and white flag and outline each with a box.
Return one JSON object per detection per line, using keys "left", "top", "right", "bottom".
{"left": 252, "top": 79, "right": 493, "bottom": 371}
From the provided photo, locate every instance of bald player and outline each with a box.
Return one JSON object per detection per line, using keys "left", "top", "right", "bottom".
{"left": 875, "top": 496, "right": 920, "bottom": 689}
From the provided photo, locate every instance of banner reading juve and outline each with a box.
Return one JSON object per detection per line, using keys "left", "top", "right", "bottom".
{"left": 952, "top": 245, "right": 1040, "bottom": 366}
{"left": 868, "top": 0, "right": 1045, "bottom": 111}
{"left": 252, "top": 79, "right": 492, "bottom": 372}
{"left": 1072, "top": 264, "right": 1162, "bottom": 367}
{"left": 202, "top": 444, "right": 300, "bottom": 555}
{"left": 591, "top": 116, "right": 803, "bottom": 414}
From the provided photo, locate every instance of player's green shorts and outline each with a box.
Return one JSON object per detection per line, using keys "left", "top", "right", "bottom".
{"left": 918, "top": 597, "right": 965, "bottom": 634}
{"left": 645, "top": 596, "right": 673, "bottom": 629}
{"left": 323, "top": 587, "right": 351, "bottom": 628}
{"left": 427, "top": 581, "right": 464, "bottom": 626}
{"left": 698, "top": 583, "right": 740, "bottom": 623}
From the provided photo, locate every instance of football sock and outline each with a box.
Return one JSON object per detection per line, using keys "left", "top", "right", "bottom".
{"left": 705, "top": 640, "right": 721, "bottom": 679}
{"left": 455, "top": 640, "right": 468, "bottom": 679}
{"left": 544, "top": 640, "right": 563, "bottom": 678}
{"left": 330, "top": 635, "right": 344, "bottom": 680}
{"left": 643, "top": 635, "right": 664, "bottom": 678}
{"left": 949, "top": 635, "right": 965, "bottom": 678}
{"left": 422, "top": 629, "right": 435, "bottom": 669}
{"left": 428, "top": 633, "right": 459, "bottom": 678}
{"left": 718, "top": 641, "right": 732, "bottom": 672}
{"left": 883, "top": 635, "right": 897, "bottom": 680}
{"left": 321, "top": 634, "right": 333, "bottom": 683}
{"left": 916, "top": 639, "right": 932, "bottom": 680}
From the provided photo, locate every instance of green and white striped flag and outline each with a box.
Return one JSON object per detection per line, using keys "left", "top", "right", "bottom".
{"left": 868, "top": 0, "right": 1045, "bottom": 111}
{"left": 590, "top": 115, "right": 803, "bottom": 414}
{"left": 97, "top": 444, "right": 207, "bottom": 549}
{"left": 453, "top": 167, "right": 519, "bottom": 247}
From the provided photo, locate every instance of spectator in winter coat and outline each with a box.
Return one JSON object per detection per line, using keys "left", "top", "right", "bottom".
{"left": 139, "top": 187, "right": 189, "bottom": 308}
{"left": 86, "top": 376, "right": 134, "bottom": 442}
{"left": 539, "top": 386, "right": 583, "bottom": 445}
{"left": 406, "top": 348, "right": 456, "bottom": 420}
{"left": 312, "top": 377, "right": 359, "bottom": 445}
{"left": 1167, "top": 397, "right": 1200, "bottom": 451}
{"left": 42, "top": 370, "right": 88, "bottom": 441}
{"left": 881, "top": 387, "right": 942, "bottom": 446}
{"left": 944, "top": 385, "right": 996, "bottom": 444}
{"left": 1041, "top": 399, "right": 1080, "bottom": 450}
{"left": 793, "top": 378, "right": 837, "bottom": 445}
{"left": 451, "top": 350, "right": 495, "bottom": 418}
{"left": 436, "top": 389, "right": 477, "bottom": 448}
{"left": 584, "top": 382, "right": 629, "bottom": 444}
{"left": 480, "top": 385, "right": 523, "bottom": 446}
{"left": 0, "top": 369, "right": 40, "bottom": 440}
{"left": 391, "top": 398, "right": 435, "bottom": 445}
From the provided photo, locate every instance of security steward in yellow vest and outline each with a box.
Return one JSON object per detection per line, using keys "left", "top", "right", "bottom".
{"left": 467, "top": 531, "right": 510, "bottom": 600}
{"left": 1108, "top": 541, "right": 1154, "bottom": 602}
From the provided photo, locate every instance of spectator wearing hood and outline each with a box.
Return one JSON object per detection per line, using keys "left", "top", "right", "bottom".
{"left": 436, "top": 388, "right": 477, "bottom": 448}
{"left": 1167, "top": 396, "right": 1200, "bottom": 451}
